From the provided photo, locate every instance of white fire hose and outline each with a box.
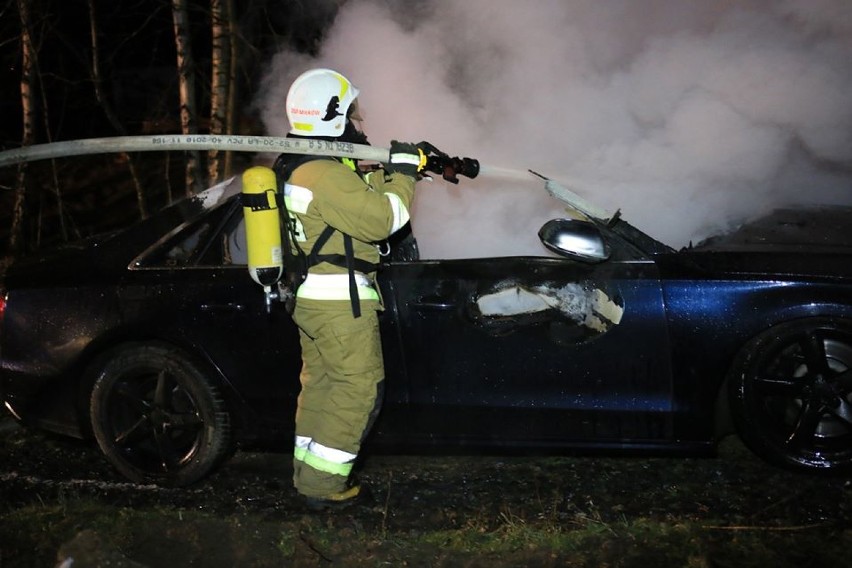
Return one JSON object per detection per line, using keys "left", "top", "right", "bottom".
{"left": 0, "top": 134, "right": 390, "bottom": 167}
{"left": 0, "top": 134, "right": 611, "bottom": 221}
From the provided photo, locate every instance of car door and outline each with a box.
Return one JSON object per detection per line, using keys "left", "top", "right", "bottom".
{"left": 127, "top": 198, "right": 302, "bottom": 437}
{"left": 378, "top": 239, "right": 675, "bottom": 448}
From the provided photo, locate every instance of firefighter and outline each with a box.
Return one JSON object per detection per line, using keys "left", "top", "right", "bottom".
{"left": 274, "top": 68, "right": 425, "bottom": 508}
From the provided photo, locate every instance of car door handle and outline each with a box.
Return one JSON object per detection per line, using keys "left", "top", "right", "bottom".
{"left": 409, "top": 298, "right": 455, "bottom": 311}
{"left": 199, "top": 302, "right": 246, "bottom": 313}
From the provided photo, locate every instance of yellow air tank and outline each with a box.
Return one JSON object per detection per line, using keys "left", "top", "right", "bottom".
{"left": 241, "top": 166, "right": 283, "bottom": 290}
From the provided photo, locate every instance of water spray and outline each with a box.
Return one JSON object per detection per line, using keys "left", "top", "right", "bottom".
{"left": 476, "top": 165, "right": 613, "bottom": 222}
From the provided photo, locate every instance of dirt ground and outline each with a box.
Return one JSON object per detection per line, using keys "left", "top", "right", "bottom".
{"left": 1, "top": 414, "right": 850, "bottom": 567}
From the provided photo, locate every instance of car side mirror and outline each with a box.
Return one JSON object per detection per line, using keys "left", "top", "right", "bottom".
{"left": 538, "top": 218, "right": 611, "bottom": 263}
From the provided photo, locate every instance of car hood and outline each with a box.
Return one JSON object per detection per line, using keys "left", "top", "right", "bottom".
{"left": 672, "top": 206, "right": 852, "bottom": 280}
{"left": 693, "top": 206, "right": 852, "bottom": 253}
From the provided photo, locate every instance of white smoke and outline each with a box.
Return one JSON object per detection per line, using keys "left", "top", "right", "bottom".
{"left": 255, "top": 0, "right": 852, "bottom": 257}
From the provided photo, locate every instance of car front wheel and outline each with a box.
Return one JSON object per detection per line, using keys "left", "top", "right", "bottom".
{"left": 89, "top": 342, "right": 232, "bottom": 486}
{"left": 728, "top": 317, "right": 852, "bottom": 474}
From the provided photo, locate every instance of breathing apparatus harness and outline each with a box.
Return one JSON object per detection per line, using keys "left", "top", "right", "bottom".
{"left": 239, "top": 126, "right": 479, "bottom": 317}
{"left": 271, "top": 152, "right": 379, "bottom": 318}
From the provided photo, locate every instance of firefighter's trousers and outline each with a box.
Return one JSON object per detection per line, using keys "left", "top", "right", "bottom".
{"left": 290, "top": 297, "right": 385, "bottom": 497}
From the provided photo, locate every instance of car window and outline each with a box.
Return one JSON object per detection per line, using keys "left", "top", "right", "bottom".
{"left": 167, "top": 222, "right": 213, "bottom": 265}
{"left": 138, "top": 221, "right": 216, "bottom": 268}
{"left": 205, "top": 208, "right": 247, "bottom": 266}
{"left": 139, "top": 197, "right": 424, "bottom": 269}
{"left": 138, "top": 199, "right": 247, "bottom": 268}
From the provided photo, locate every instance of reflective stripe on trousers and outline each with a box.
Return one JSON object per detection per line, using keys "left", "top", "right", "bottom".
{"left": 294, "top": 435, "right": 357, "bottom": 477}
{"left": 296, "top": 272, "right": 380, "bottom": 301}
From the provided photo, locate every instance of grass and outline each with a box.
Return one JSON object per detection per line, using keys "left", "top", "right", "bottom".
{"left": 2, "top": 491, "right": 850, "bottom": 567}
{"left": 2, "top": 501, "right": 289, "bottom": 567}
{"left": 390, "top": 511, "right": 836, "bottom": 566}
{"left": 2, "top": 429, "right": 850, "bottom": 567}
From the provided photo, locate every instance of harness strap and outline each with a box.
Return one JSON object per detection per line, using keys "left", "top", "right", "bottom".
{"left": 343, "top": 234, "right": 360, "bottom": 317}
{"left": 308, "top": 225, "right": 335, "bottom": 266}
{"left": 313, "top": 254, "right": 377, "bottom": 274}
{"left": 239, "top": 190, "right": 280, "bottom": 211}
{"left": 273, "top": 152, "right": 378, "bottom": 318}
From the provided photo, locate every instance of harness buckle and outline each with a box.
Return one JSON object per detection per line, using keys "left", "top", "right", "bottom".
{"left": 377, "top": 241, "right": 391, "bottom": 257}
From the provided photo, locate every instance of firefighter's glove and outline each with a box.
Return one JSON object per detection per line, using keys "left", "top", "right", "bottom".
{"left": 386, "top": 140, "right": 427, "bottom": 178}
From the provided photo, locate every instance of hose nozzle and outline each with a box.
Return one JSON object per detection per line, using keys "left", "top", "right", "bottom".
{"left": 419, "top": 141, "right": 480, "bottom": 184}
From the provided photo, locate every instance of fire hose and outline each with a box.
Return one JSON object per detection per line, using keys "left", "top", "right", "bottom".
{"left": 0, "top": 134, "right": 479, "bottom": 184}
{"left": 0, "top": 134, "right": 610, "bottom": 220}
{"left": 0, "top": 134, "right": 389, "bottom": 166}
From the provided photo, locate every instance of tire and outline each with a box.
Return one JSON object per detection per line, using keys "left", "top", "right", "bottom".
{"left": 728, "top": 317, "right": 852, "bottom": 474}
{"left": 89, "top": 342, "right": 232, "bottom": 486}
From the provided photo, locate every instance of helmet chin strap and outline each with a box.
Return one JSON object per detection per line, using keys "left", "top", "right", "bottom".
{"left": 339, "top": 120, "right": 369, "bottom": 146}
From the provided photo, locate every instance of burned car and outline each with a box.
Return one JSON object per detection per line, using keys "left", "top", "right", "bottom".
{"left": 1, "top": 174, "right": 851, "bottom": 486}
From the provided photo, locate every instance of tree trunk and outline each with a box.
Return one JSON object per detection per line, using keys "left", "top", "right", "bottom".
{"left": 9, "top": 0, "right": 36, "bottom": 257}
{"left": 86, "top": 0, "right": 149, "bottom": 220}
{"left": 172, "top": 0, "right": 202, "bottom": 195}
{"left": 35, "top": 84, "right": 68, "bottom": 245}
{"left": 208, "top": 0, "right": 230, "bottom": 185}
{"left": 223, "top": 0, "right": 238, "bottom": 179}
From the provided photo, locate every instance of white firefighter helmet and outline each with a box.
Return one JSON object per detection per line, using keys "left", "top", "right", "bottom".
{"left": 286, "top": 68, "right": 360, "bottom": 137}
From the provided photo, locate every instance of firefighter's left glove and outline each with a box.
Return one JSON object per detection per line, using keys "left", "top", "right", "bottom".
{"left": 386, "top": 140, "right": 427, "bottom": 178}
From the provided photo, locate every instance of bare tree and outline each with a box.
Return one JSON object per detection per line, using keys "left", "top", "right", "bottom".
{"left": 172, "top": 0, "right": 202, "bottom": 195}
{"left": 224, "top": 0, "right": 238, "bottom": 179}
{"left": 87, "top": 0, "right": 149, "bottom": 219}
{"left": 34, "top": 75, "right": 68, "bottom": 246}
{"left": 8, "top": 0, "right": 35, "bottom": 257}
{"left": 208, "top": 0, "right": 230, "bottom": 184}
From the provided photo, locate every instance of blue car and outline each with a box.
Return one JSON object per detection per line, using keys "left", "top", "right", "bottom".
{"left": 1, "top": 174, "right": 850, "bottom": 486}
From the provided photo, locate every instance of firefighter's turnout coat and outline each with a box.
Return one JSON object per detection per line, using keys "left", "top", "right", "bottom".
{"left": 280, "top": 156, "right": 416, "bottom": 498}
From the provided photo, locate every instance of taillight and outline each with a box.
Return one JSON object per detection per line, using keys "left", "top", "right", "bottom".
{"left": 0, "top": 289, "right": 5, "bottom": 329}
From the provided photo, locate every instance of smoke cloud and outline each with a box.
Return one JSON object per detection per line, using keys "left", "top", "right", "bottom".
{"left": 255, "top": 0, "right": 852, "bottom": 258}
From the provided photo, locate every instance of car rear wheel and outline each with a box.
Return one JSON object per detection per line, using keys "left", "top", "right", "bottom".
{"left": 728, "top": 317, "right": 852, "bottom": 474}
{"left": 89, "top": 342, "right": 232, "bottom": 486}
